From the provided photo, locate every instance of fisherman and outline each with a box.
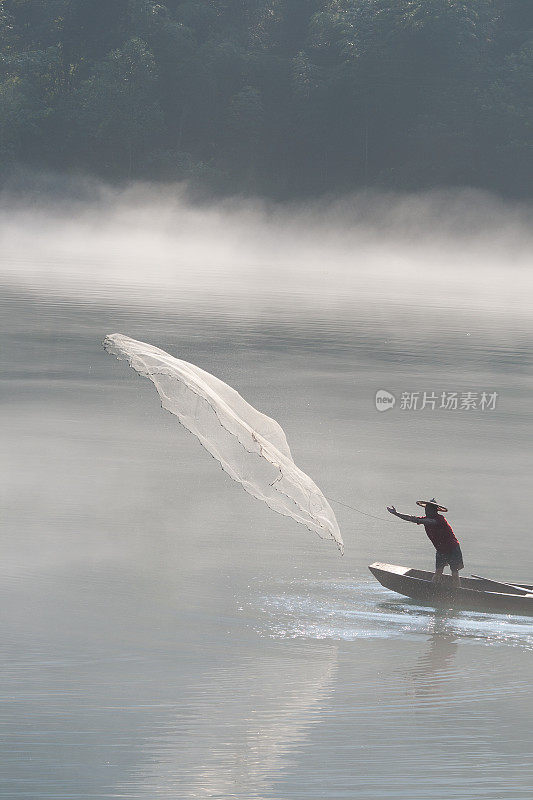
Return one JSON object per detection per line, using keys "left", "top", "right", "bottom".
{"left": 386, "top": 498, "right": 463, "bottom": 587}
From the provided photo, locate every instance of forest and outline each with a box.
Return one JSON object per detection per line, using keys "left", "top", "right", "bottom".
{"left": 0, "top": 0, "right": 531, "bottom": 197}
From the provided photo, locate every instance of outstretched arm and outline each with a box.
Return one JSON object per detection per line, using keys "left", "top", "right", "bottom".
{"left": 387, "top": 505, "right": 437, "bottom": 525}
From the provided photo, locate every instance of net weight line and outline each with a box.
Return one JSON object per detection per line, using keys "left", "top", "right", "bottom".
{"left": 325, "top": 496, "right": 391, "bottom": 523}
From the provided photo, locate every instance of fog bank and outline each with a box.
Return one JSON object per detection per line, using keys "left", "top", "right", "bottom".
{"left": 1, "top": 179, "right": 532, "bottom": 332}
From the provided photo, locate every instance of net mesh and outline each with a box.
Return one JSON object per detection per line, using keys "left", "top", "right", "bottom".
{"left": 104, "top": 334, "right": 343, "bottom": 553}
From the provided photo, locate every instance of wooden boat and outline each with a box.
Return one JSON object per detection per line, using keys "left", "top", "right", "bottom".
{"left": 470, "top": 574, "right": 533, "bottom": 592}
{"left": 368, "top": 562, "right": 533, "bottom": 616}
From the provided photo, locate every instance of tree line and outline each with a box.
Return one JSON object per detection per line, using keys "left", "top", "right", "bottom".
{"left": 1, "top": 0, "right": 531, "bottom": 197}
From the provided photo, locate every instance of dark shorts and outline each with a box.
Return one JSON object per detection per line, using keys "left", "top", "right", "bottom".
{"left": 436, "top": 545, "right": 464, "bottom": 572}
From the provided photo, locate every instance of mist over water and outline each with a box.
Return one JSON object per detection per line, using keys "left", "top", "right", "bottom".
{"left": 1, "top": 179, "right": 532, "bottom": 799}
{"left": 2, "top": 179, "right": 532, "bottom": 315}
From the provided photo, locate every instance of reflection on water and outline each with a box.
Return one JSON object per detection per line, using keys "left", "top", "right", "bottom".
{"left": 128, "top": 647, "right": 337, "bottom": 800}
{"left": 408, "top": 617, "right": 460, "bottom": 706}
{"left": 1, "top": 189, "right": 533, "bottom": 799}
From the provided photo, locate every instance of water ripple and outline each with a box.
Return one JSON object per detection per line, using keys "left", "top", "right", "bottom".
{"left": 253, "top": 579, "right": 533, "bottom": 651}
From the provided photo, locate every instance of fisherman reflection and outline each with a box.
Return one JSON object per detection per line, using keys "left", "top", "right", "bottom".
{"left": 409, "top": 612, "right": 460, "bottom": 702}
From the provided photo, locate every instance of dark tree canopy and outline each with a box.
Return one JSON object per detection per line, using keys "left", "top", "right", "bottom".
{"left": 0, "top": 0, "right": 531, "bottom": 197}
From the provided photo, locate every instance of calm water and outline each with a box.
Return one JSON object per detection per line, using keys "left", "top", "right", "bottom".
{"left": 1, "top": 189, "right": 533, "bottom": 799}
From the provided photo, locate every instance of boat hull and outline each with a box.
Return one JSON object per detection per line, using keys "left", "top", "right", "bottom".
{"left": 369, "top": 562, "right": 533, "bottom": 616}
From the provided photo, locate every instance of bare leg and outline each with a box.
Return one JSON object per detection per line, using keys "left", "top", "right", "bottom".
{"left": 451, "top": 569, "right": 461, "bottom": 588}
{"left": 432, "top": 567, "right": 444, "bottom": 584}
